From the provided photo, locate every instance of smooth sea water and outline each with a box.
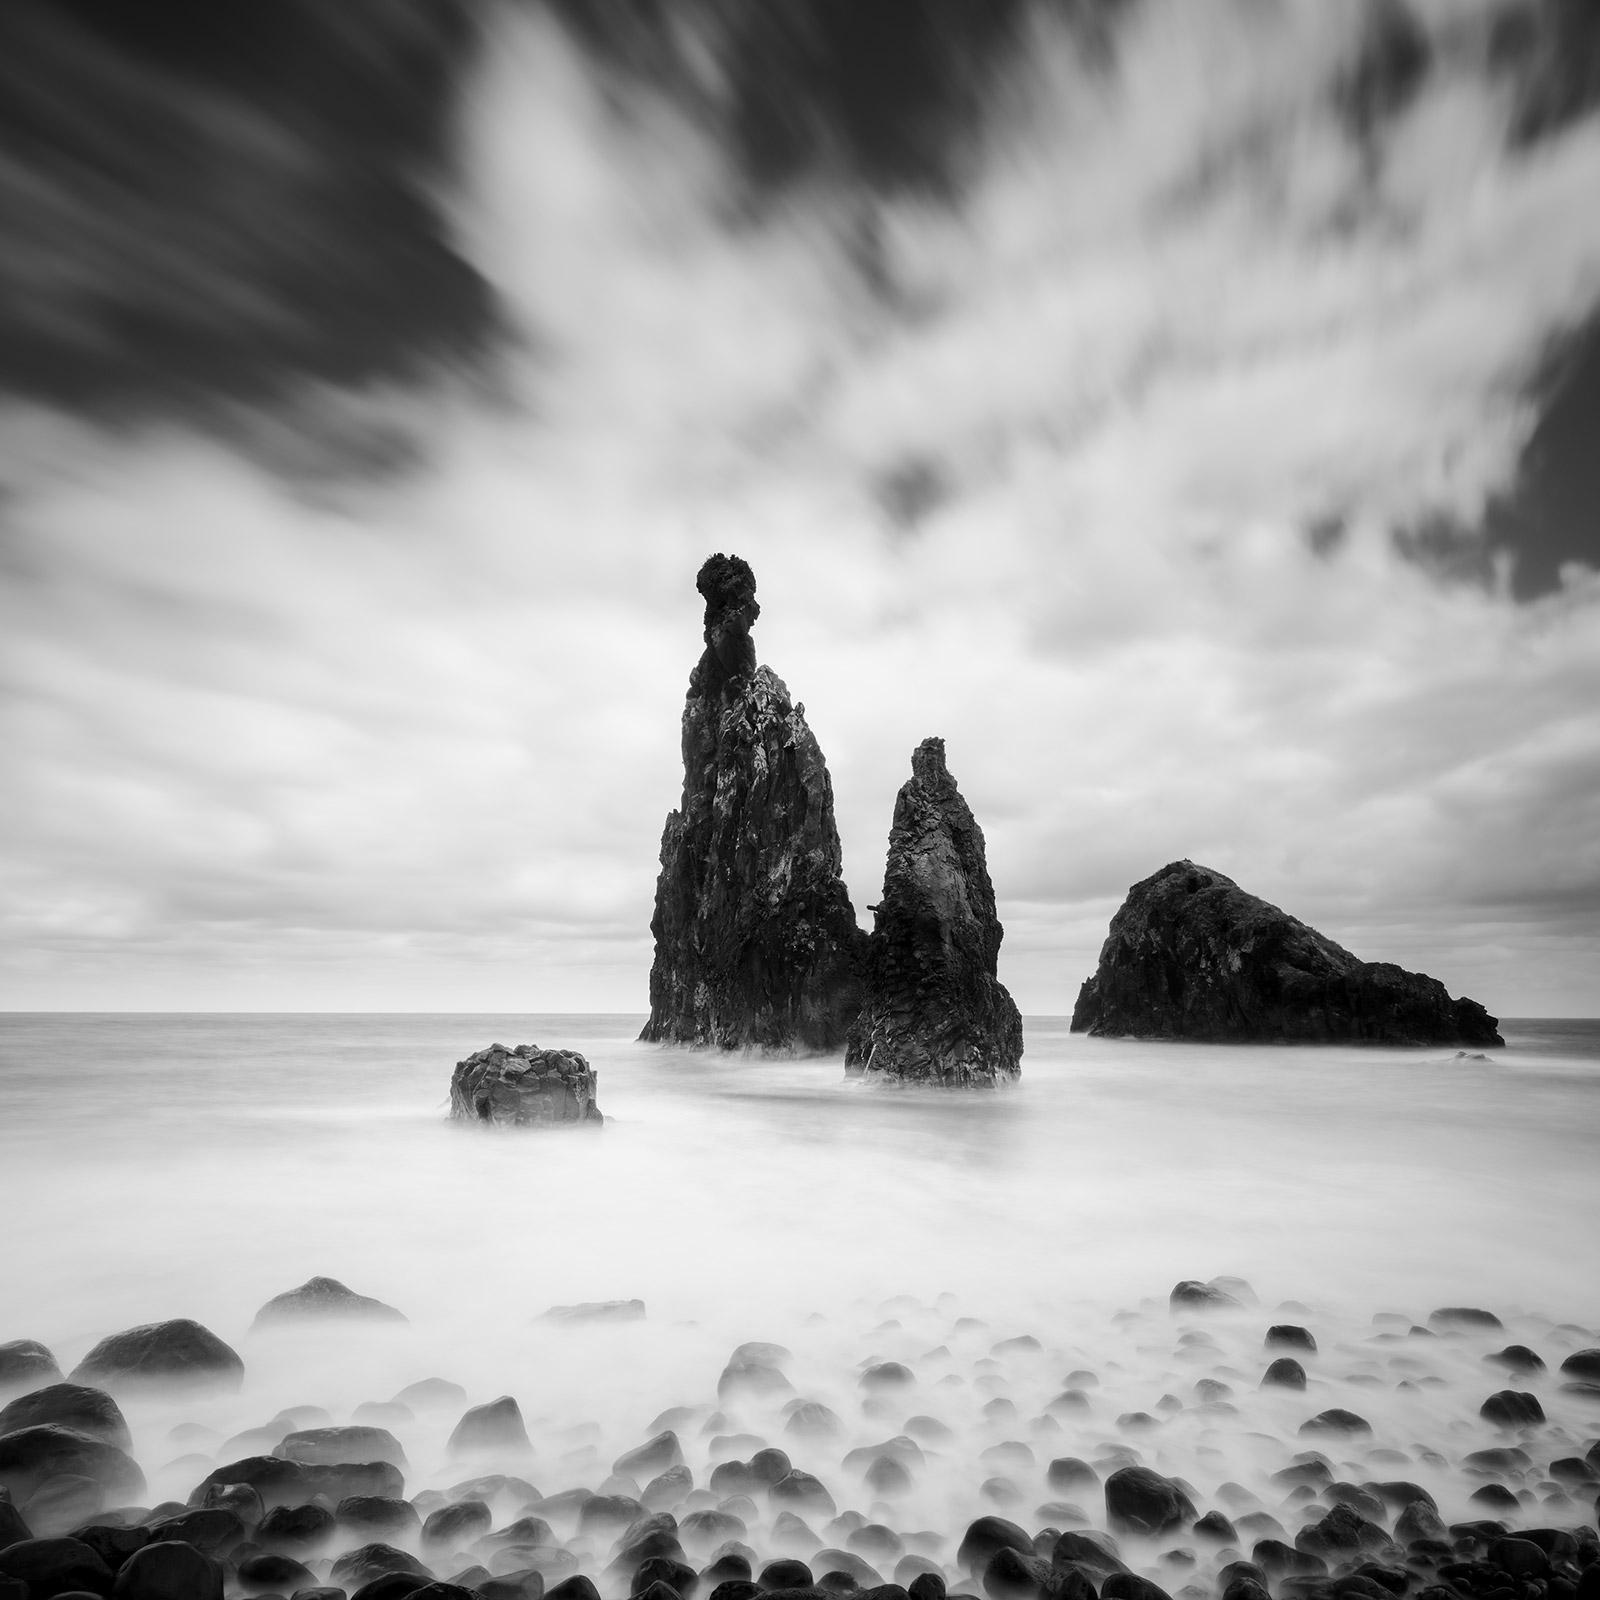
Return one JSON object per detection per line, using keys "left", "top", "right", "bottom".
{"left": 2, "top": 1013, "right": 1598, "bottom": 1577}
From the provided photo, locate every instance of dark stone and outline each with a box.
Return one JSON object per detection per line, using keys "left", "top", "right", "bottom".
{"left": 1394, "top": 1501, "right": 1446, "bottom": 1545}
{"left": 330, "top": 1541, "right": 431, "bottom": 1588}
{"left": 1045, "top": 1460, "right": 1096, "bottom": 1493}
{"left": 422, "top": 1500, "right": 491, "bottom": 1547}
{"left": 641, "top": 553, "right": 866, "bottom": 1050}
{"left": 112, "top": 1536, "right": 224, "bottom": 1598}
{"left": 349, "top": 1577, "right": 434, "bottom": 1600}
{"left": 0, "top": 1388, "right": 130, "bottom": 1452}
{"left": 275, "top": 1426, "right": 407, "bottom": 1469}
{"left": 769, "top": 1474, "right": 834, "bottom": 1519}
{"left": 0, "top": 1497, "right": 30, "bottom": 1550}
{"left": 957, "top": 1519, "right": 1033, "bottom": 1577}
{"left": 615, "top": 1434, "right": 683, "bottom": 1480}
{"left": 1103, "top": 1467, "right": 1196, "bottom": 1537}
{"left": 395, "top": 1378, "right": 469, "bottom": 1410}
{"left": 641, "top": 1467, "right": 694, "bottom": 1511}
{"left": 747, "top": 1452, "right": 791, "bottom": 1487}
{"left": 1561, "top": 1350, "right": 1600, "bottom": 1380}
{"left": 814, "top": 1552, "right": 882, "bottom": 1589}
{"left": 1070, "top": 861, "right": 1503, "bottom": 1045}
{"left": 845, "top": 738, "right": 1023, "bottom": 1084}
{"left": 979, "top": 1546, "right": 1053, "bottom": 1599}
{"left": 1485, "top": 1345, "right": 1544, "bottom": 1373}
{"left": 762, "top": 1560, "right": 816, "bottom": 1590}
{"left": 185, "top": 1457, "right": 306, "bottom": 1510}
{"left": 450, "top": 1044, "right": 602, "bottom": 1128}
{"left": 407, "top": 1585, "right": 483, "bottom": 1600}
{"left": 0, "top": 1534, "right": 116, "bottom": 1595}
{"left": 1479, "top": 1391, "right": 1544, "bottom": 1427}
{"left": 1299, "top": 1409, "right": 1371, "bottom": 1436}
{"left": 68, "top": 1322, "right": 243, "bottom": 1394}
{"left": 251, "top": 1277, "right": 407, "bottom": 1329}
{"left": 632, "top": 1555, "right": 696, "bottom": 1597}
{"left": 1265, "top": 1326, "right": 1317, "bottom": 1353}
{"left": 143, "top": 1508, "right": 243, "bottom": 1558}
{"left": 1295, "top": 1505, "right": 1390, "bottom": 1558}
{"left": 448, "top": 1396, "right": 531, "bottom": 1456}
{"left": 581, "top": 1497, "right": 645, "bottom": 1534}
{"left": 546, "top": 1577, "right": 603, "bottom": 1600}
{"left": 702, "top": 1552, "right": 753, "bottom": 1586}
{"left": 1102, "top": 1577, "right": 1172, "bottom": 1600}
{"left": 336, "top": 1498, "right": 421, "bottom": 1540}
{"left": 1170, "top": 1281, "right": 1243, "bottom": 1312}
{"left": 0, "top": 1426, "right": 145, "bottom": 1504}
{"left": 712, "top": 1584, "right": 762, "bottom": 1600}
{"left": 1262, "top": 1358, "right": 1307, "bottom": 1390}
{"left": 1194, "top": 1511, "right": 1237, "bottom": 1543}
{"left": 1428, "top": 1308, "right": 1503, "bottom": 1332}
{"left": 254, "top": 1502, "right": 334, "bottom": 1550}
{"left": 237, "top": 1550, "right": 317, "bottom": 1591}
{"left": 907, "top": 1576, "right": 945, "bottom": 1600}
{"left": 0, "top": 1343, "right": 62, "bottom": 1396}
{"left": 718, "top": 1361, "right": 791, "bottom": 1403}
{"left": 73, "top": 1524, "right": 148, "bottom": 1572}
{"left": 476, "top": 1575, "right": 546, "bottom": 1600}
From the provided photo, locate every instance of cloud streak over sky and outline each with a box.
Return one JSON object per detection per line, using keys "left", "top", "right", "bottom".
{"left": 3, "top": 0, "right": 1599, "bottom": 1015}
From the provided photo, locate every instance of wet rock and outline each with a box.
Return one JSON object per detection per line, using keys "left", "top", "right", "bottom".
{"left": 0, "top": 1425, "right": 144, "bottom": 1504}
{"left": 74, "top": 1520, "right": 149, "bottom": 1571}
{"left": 547, "top": 1577, "right": 604, "bottom": 1600}
{"left": 69, "top": 1321, "right": 243, "bottom": 1394}
{"left": 642, "top": 1466, "right": 694, "bottom": 1512}
{"left": 1193, "top": 1511, "right": 1236, "bottom": 1543}
{"left": 252, "top": 1277, "right": 407, "bottom": 1329}
{"left": 423, "top": 1499, "right": 491, "bottom": 1548}
{"left": 115, "top": 1536, "right": 226, "bottom": 1598}
{"left": 1046, "top": 1460, "right": 1097, "bottom": 1494}
{"left": 276, "top": 1426, "right": 408, "bottom": 1469}
{"left": 1485, "top": 1345, "right": 1545, "bottom": 1373}
{"left": 0, "top": 1342, "right": 61, "bottom": 1396}
{"left": 254, "top": 1502, "right": 334, "bottom": 1551}
{"left": 784, "top": 1403, "right": 842, "bottom": 1440}
{"left": 337, "top": 1496, "right": 422, "bottom": 1540}
{"left": 145, "top": 1506, "right": 245, "bottom": 1558}
{"left": 633, "top": 1552, "right": 698, "bottom": 1595}
{"left": 237, "top": 1549, "right": 317, "bottom": 1592}
{"left": 0, "top": 1497, "right": 30, "bottom": 1549}
{"left": 616, "top": 1434, "right": 684, "bottom": 1481}
{"left": 769, "top": 1473, "right": 834, "bottom": 1519}
{"left": 1299, "top": 1409, "right": 1371, "bottom": 1436}
{"left": 450, "top": 1044, "right": 603, "bottom": 1128}
{"left": 1480, "top": 1391, "right": 1544, "bottom": 1427}
{"left": 1104, "top": 1467, "right": 1196, "bottom": 1537}
{"left": 330, "top": 1541, "right": 432, "bottom": 1589}
{"left": 1559, "top": 1349, "right": 1600, "bottom": 1380}
{"left": 1295, "top": 1504, "right": 1391, "bottom": 1559}
{"left": 1071, "top": 862, "right": 1502, "bottom": 1044}
{"left": 0, "top": 1385, "right": 130, "bottom": 1450}
{"left": 0, "top": 1534, "right": 115, "bottom": 1595}
{"left": 762, "top": 1558, "right": 817, "bottom": 1590}
{"left": 1102, "top": 1576, "right": 1173, "bottom": 1600}
{"left": 448, "top": 1396, "right": 531, "bottom": 1458}
{"left": 1170, "top": 1281, "right": 1242, "bottom": 1313}
{"left": 1050, "top": 1531, "right": 1128, "bottom": 1579}
{"left": 186, "top": 1455, "right": 306, "bottom": 1509}
{"left": 957, "top": 1518, "right": 1034, "bottom": 1577}
{"left": 980, "top": 1545, "right": 1054, "bottom": 1599}
{"left": 719, "top": 1361, "right": 792, "bottom": 1403}
{"left": 1428, "top": 1308, "right": 1503, "bottom": 1332}
{"left": 540, "top": 1300, "right": 646, "bottom": 1326}
{"left": 641, "top": 553, "right": 866, "bottom": 1050}
{"left": 1265, "top": 1326, "right": 1317, "bottom": 1353}
{"left": 859, "top": 1364, "right": 913, "bottom": 1393}
{"left": 1467, "top": 1484, "right": 1519, "bottom": 1510}
{"left": 771, "top": 1513, "right": 822, "bottom": 1554}
{"left": 845, "top": 738, "right": 1023, "bottom": 1084}
{"left": 395, "top": 1378, "right": 469, "bottom": 1410}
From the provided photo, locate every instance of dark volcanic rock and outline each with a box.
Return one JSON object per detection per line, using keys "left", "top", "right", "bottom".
{"left": 0, "top": 1341, "right": 61, "bottom": 1396}
{"left": 68, "top": 1320, "right": 243, "bottom": 1392}
{"left": 641, "top": 553, "right": 866, "bottom": 1052}
{"left": 0, "top": 1424, "right": 145, "bottom": 1503}
{"left": 844, "top": 738, "right": 1023, "bottom": 1084}
{"left": 252, "top": 1276, "right": 407, "bottom": 1329}
{"left": 1070, "top": 861, "right": 1503, "bottom": 1045}
{"left": 0, "top": 1384, "right": 130, "bottom": 1449}
{"left": 1104, "top": 1466, "right": 1195, "bottom": 1536}
{"left": 450, "top": 1043, "right": 603, "bottom": 1127}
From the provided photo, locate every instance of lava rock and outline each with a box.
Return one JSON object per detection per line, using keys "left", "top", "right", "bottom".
{"left": 640, "top": 553, "right": 867, "bottom": 1050}
{"left": 0, "top": 1425, "right": 144, "bottom": 1504}
{"left": 0, "top": 1342, "right": 62, "bottom": 1396}
{"left": 844, "top": 738, "right": 1023, "bottom": 1084}
{"left": 251, "top": 1277, "right": 407, "bottom": 1329}
{"left": 1070, "top": 861, "right": 1502, "bottom": 1045}
{"left": 0, "top": 1385, "right": 130, "bottom": 1450}
{"left": 450, "top": 1044, "right": 602, "bottom": 1127}
{"left": 68, "top": 1321, "right": 243, "bottom": 1393}
{"left": 449, "top": 1396, "right": 531, "bottom": 1456}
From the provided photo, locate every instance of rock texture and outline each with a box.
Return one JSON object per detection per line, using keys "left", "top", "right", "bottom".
{"left": 641, "top": 554, "right": 866, "bottom": 1051}
{"left": 1071, "top": 860, "right": 1502, "bottom": 1046}
{"left": 844, "top": 738, "right": 1023, "bottom": 1084}
{"left": 252, "top": 1276, "right": 407, "bottom": 1330}
{"left": 450, "top": 1044, "right": 603, "bottom": 1127}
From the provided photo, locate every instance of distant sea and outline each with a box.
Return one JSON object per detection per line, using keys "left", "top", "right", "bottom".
{"left": 1, "top": 1012, "right": 1596, "bottom": 1544}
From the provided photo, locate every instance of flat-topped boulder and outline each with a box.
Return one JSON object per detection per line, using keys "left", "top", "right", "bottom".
{"left": 1071, "top": 861, "right": 1503, "bottom": 1046}
{"left": 845, "top": 738, "right": 1023, "bottom": 1084}
{"left": 641, "top": 554, "right": 866, "bottom": 1051}
{"left": 450, "top": 1043, "right": 603, "bottom": 1127}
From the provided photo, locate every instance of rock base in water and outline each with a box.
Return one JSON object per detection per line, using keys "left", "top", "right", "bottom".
{"left": 1072, "top": 860, "right": 1503, "bottom": 1047}
{"left": 450, "top": 1044, "right": 603, "bottom": 1127}
{"left": 845, "top": 738, "right": 1023, "bottom": 1085}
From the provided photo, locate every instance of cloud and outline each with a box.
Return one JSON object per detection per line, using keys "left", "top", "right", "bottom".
{"left": 3, "top": 0, "right": 1600, "bottom": 1015}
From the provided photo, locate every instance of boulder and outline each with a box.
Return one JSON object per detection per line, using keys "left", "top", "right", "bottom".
{"left": 450, "top": 1044, "right": 602, "bottom": 1127}
{"left": 1103, "top": 1467, "right": 1195, "bottom": 1536}
{"left": 449, "top": 1397, "right": 531, "bottom": 1457}
{"left": 0, "top": 1424, "right": 145, "bottom": 1504}
{"left": 0, "top": 1385, "right": 130, "bottom": 1449}
{"left": 0, "top": 1342, "right": 61, "bottom": 1396}
{"left": 251, "top": 1277, "right": 407, "bottom": 1329}
{"left": 68, "top": 1321, "right": 243, "bottom": 1393}
{"left": 274, "top": 1425, "right": 408, "bottom": 1469}
{"left": 845, "top": 738, "right": 1023, "bottom": 1084}
{"left": 112, "top": 1537, "right": 224, "bottom": 1598}
{"left": 1479, "top": 1391, "right": 1544, "bottom": 1427}
{"left": 0, "top": 1535, "right": 114, "bottom": 1595}
{"left": 1070, "top": 861, "right": 1503, "bottom": 1045}
{"left": 640, "top": 553, "right": 866, "bottom": 1051}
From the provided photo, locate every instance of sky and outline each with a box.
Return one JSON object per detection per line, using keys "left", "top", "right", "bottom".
{"left": 2, "top": 0, "right": 1599, "bottom": 1017}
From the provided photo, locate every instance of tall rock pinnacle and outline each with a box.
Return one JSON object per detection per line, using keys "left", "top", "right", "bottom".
{"left": 845, "top": 738, "right": 1024, "bottom": 1084}
{"left": 640, "top": 554, "right": 866, "bottom": 1051}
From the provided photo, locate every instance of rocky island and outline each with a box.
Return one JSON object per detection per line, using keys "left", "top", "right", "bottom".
{"left": 846, "top": 738, "right": 1023, "bottom": 1083}
{"left": 449, "top": 1043, "right": 603, "bottom": 1126}
{"left": 1071, "top": 860, "right": 1503, "bottom": 1046}
{"left": 641, "top": 554, "right": 866, "bottom": 1051}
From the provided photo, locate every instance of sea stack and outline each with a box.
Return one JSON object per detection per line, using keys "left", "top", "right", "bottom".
{"left": 641, "top": 554, "right": 866, "bottom": 1051}
{"left": 845, "top": 738, "right": 1023, "bottom": 1083}
{"left": 1071, "top": 860, "right": 1503, "bottom": 1046}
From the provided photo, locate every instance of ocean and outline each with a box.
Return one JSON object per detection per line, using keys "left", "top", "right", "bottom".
{"left": 2, "top": 1013, "right": 1597, "bottom": 1582}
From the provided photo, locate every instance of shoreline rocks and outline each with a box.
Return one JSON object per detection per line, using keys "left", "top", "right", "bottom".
{"left": 1071, "top": 860, "right": 1503, "bottom": 1046}
{"left": 252, "top": 1277, "right": 408, "bottom": 1330}
{"left": 68, "top": 1319, "right": 244, "bottom": 1394}
{"left": 450, "top": 1044, "right": 603, "bottom": 1128}
{"left": 641, "top": 554, "right": 867, "bottom": 1052}
{"left": 845, "top": 739, "right": 1022, "bottom": 1085}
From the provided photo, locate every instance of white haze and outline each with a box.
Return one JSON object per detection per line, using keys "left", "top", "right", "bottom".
{"left": 4, "top": 0, "right": 1600, "bottom": 1016}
